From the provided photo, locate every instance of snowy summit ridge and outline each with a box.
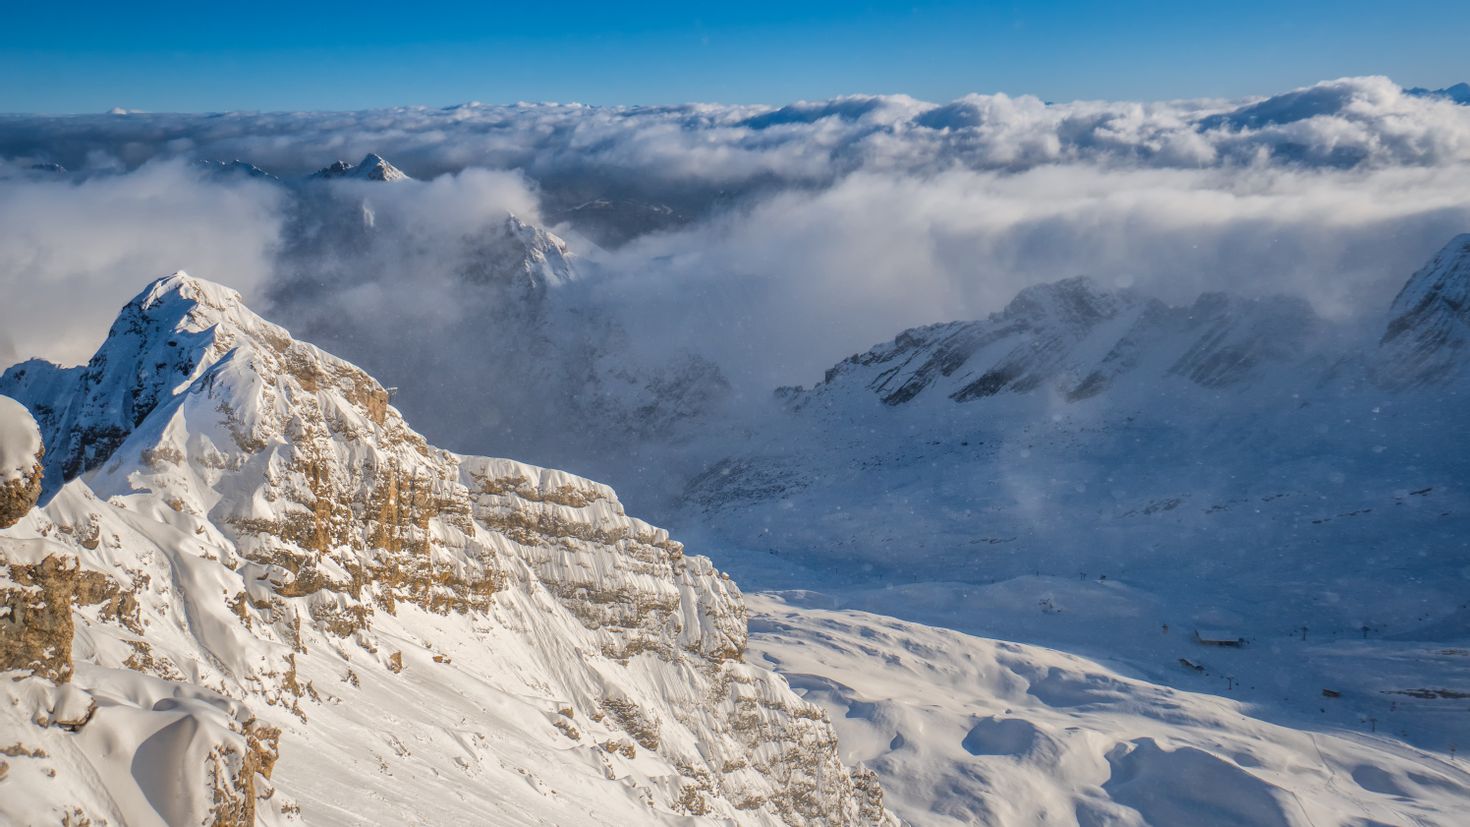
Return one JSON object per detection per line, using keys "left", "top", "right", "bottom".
{"left": 0, "top": 273, "right": 891, "bottom": 825}
{"left": 783, "top": 273, "right": 1324, "bottom": 409}
{"left": 310, "top": 152, "right": 409, "bottom": 182}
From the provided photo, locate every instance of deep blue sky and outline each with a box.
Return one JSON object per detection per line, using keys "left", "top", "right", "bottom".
{"left": 3, "top": 1, "right": 1465, "bottom": 112}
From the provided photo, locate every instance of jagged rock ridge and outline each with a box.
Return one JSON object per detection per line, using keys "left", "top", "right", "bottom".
{"left": 461, "top": 214, "right": 580, "bottom": 295}
{"left": 0, "top": 274, "right": 891, "bottom": 825}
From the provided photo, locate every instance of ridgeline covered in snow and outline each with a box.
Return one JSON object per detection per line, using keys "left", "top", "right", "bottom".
{"left": 0, "top": 274, "right": 891, "bottom": 825}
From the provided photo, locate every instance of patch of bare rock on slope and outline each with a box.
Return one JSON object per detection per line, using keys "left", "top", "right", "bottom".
{"left": 0, "top": 273, "right": 893, "bottom": 826}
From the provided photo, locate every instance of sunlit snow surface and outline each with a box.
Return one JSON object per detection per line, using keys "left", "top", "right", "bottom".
{"left": 0, "top": 395, "right": 41, "bottom": 482}
{"left": 748, "top": 594, "right": 1470, "bottom": 826}
{"left": 657, "top": 239, "right": 1470, "bottom": 824}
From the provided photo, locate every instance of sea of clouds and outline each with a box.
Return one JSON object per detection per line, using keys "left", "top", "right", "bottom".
{"left": 2, "top": 75, "right": 1469, "bottom": 460}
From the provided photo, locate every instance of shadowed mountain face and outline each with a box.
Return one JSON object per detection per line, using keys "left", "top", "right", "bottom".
{"left": 780, "top": 274, "right": 1329, "bottom": 410}
{"left": 207, "top": 159, "right": 736, "bottom": 476}
{"left": 683, "top": 234, "right": 1469, "bottom": 593}
{"left": 1374, "top": 234, "right": 1470, "bottom": 388}
{"left": 778, "top": 235, "right": 1470, "bottom": 416}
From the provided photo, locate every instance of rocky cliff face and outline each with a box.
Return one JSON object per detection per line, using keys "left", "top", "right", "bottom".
{"left": 0, "top": 274, "right": 890, "bottom": 825}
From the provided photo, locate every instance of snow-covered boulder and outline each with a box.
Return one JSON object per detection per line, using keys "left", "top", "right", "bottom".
{"left": 0, "top": 395, "right": 42, "bottom": 527}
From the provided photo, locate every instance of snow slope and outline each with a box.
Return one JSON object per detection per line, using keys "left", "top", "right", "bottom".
{"left": 0, "top": 274, "right": 891, "bottom": 825}
{"left": 309, "top": 153, "right": 410, "bottom": 182}
{"left": 663, "top": 234, "right": 1470, "bottom": 823}
{"left": 748, "top": 594, "right": 1470, "bottom": 827}
{"left": 0, "top": 395, "right": 43, "bottom": 528}
{"left": 1374, "top": 233, "right": 1470, "bottom": 388}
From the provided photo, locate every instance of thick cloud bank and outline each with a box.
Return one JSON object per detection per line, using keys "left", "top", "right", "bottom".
{"left": 3, "top": 75, "right": 1470, "bottom": 453}
{"left": 0, "top": 162, "right": 283, "bottom": 366}
{"left": 4, "top": 76, "right": 1469, "bottom": 186}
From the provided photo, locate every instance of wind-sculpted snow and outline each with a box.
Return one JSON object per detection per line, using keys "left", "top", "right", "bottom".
{"left": 0, "top": 274, "right": 892, "bottom": 825}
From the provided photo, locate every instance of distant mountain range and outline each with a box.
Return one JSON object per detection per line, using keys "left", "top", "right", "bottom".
{"left": 1406, "top": 82, "right": 1470, "bottom": 104}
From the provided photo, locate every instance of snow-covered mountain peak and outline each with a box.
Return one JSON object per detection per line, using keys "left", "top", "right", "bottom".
{"left": 1374, "top": 233, "right": 1470, "bottom": 387}
{"left": 1000, "top": 275, "right": 1137, "bottom": 328}
{"left": 505, "top": 212, "right": 578, "bottom": 284}
{"left": 193, "top": 158, "right": 277, "bottom": 179}
{"left": 354, "top": 152, "right": 408, "bottom": 181}
{"left": 0, "top": 271, "right": 282, "bottom": 493}
{"left": 139, "top": 268, "right": 242, "bottom": 314}
{"left": 459, "top": 213, "right": 579, "bottom": 292}
{"left": 310, "top": 152, "right": 409, "bottom": 182}
{"left": 313, "top": 159, "right": 353, "bottom": 177}
{"left": 0, "top": 272, "right": 892, "bottom": 825}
